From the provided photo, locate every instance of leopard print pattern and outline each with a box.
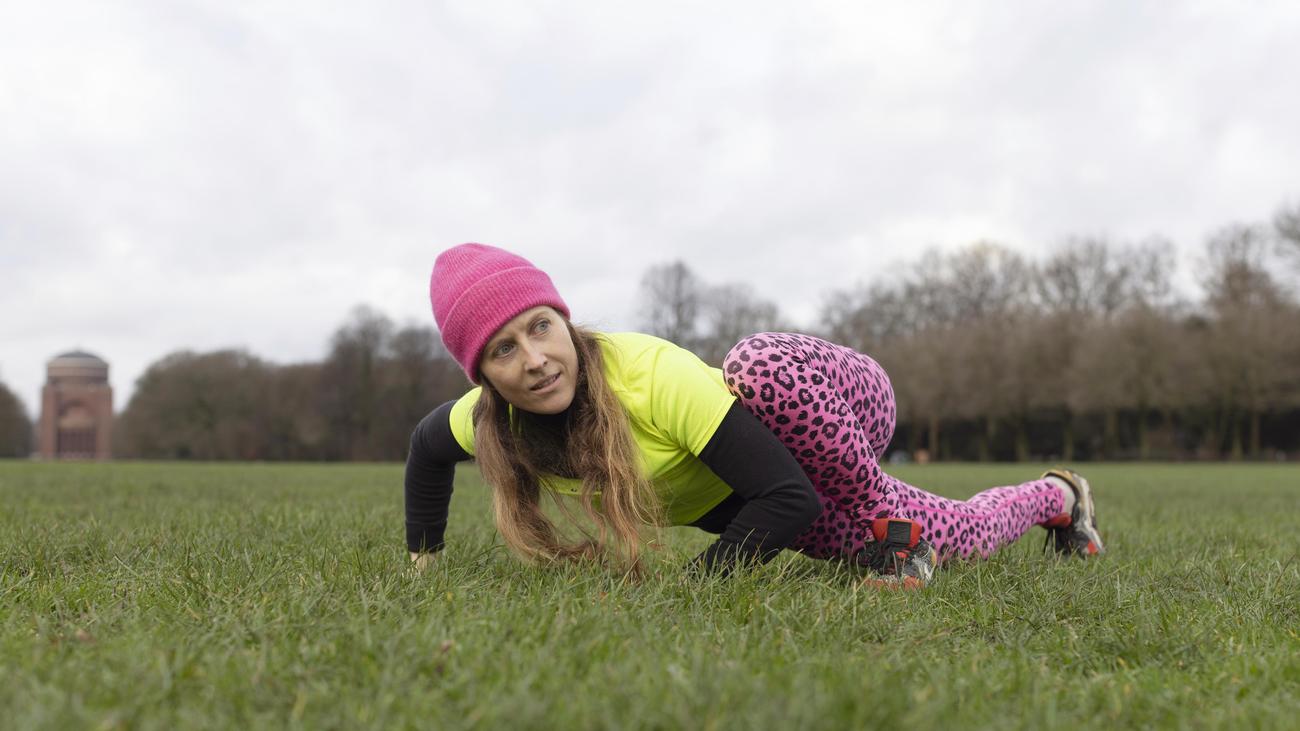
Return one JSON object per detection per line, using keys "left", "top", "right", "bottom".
{"left": 723, "top": 333, "right": 1064, "bottom": 562}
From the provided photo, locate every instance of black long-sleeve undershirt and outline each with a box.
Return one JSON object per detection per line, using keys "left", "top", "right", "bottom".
{"left": 404, "top": 400, "right": 467, "bottom": 554}
{"left": 688, "top": 403, "right": 821, "bottom": 570}
{"left": 403, "top": 401, "right": 821, "bottom": 572}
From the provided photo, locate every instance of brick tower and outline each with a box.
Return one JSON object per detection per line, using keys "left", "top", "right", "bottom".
{"left": 38, "top": 350, "right": 113, "bottom": 460}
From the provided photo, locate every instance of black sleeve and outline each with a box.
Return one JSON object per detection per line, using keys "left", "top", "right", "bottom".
{"left": 405, "top": 400, "right": 472, "bottom": 554}
{"left": 691, "top": 401, "right": 821, "bottom": 573}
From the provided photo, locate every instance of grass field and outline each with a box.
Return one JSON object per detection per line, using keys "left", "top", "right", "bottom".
{"left": 2, "top": 461, "right": 1298, "bottom": 730}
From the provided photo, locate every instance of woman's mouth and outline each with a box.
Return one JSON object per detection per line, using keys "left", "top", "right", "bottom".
{"left": 530, "top": 373, "right": 561, "bottom": 392}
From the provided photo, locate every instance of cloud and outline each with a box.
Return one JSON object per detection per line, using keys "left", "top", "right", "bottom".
{"left": 2, "top": 0, "right": 1299, "bottom": 414}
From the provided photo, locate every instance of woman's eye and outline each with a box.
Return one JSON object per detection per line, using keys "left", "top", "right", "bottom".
{"left": 494, "top": 343, "right": 514, "bottom": 358}
{"left": 534, "top": 319, "right": 550, "bottom": 334}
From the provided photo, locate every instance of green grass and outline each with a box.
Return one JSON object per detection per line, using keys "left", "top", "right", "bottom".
{"left": 2, "top": 461, "right": 1298, "bottom": 730}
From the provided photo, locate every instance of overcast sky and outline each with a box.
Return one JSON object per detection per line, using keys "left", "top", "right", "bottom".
{"left": 3, "top": 0, "right": 1299, "bottom": 416}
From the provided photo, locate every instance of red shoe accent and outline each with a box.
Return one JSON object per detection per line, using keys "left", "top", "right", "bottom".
{"left": 871, "top": 518, "right": 922, "bottom": 547}
{"left": 1086, "top": 542, "right": 1099, "bottom": 555}
{"left": 861, "top": 574, "right": 925, "bottom": 591}
{"left": 1044, "top": 514, "right": 1072, "bottom": 529}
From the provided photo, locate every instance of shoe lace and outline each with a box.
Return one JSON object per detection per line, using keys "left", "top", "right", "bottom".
{"left": 860, "top": 535, "right": 914, "bottom": 576}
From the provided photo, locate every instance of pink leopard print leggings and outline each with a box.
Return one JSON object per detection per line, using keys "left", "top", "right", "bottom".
{"left": 723, "top": 333, "right": 1064, "bottom": 561}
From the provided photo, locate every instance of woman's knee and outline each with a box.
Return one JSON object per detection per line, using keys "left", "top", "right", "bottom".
{"left": 724, "top": 332, "right": 770, "bottom": 361}
{"left": 722, "top": 333, "right": 781, "bottom": 403}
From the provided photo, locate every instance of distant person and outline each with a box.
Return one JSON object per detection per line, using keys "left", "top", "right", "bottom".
{"left": 405, "top": 244, "right": 1104, "bottom": 587}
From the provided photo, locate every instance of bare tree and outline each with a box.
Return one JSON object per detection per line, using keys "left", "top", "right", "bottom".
{"left": 264, "top": 362, "right": 326, "bottom": 460}
{"left": 1032, "top": 237, "right": 1179, "bottom": 458}
{"left": 1275, "top": 201, "right": 1300, "bottom": 269}
{"left": 1116, "top": 241, "right": 1182, "bottom": 458}
{"left": 1201, "top": 224, "right": 1282, "bottom": 311}
{"left": 943, "top": 241, "right": 1034, "bottom": 324}
{"left": 387, "top": 325, "right": 457, "bottom": 409}
{"left": 1125, "top": 237, "right": 1178, "bottom": 307}
{"left": 942, "top": 242, "right": 1034, "bottom": 460}
{"left": 0, "top": 380, "right": 32, "bottom": 458}
{"left": 1068, "top": 307, "right": 1183, "bottom": 459}
{"left": 117, "top": 349, "right": 274, "bottom": 459}
{"left": 637, "top": 261, "right": 703, "bottom": 347}
{"left": 903, "top": 248, "right": 961, "bottom": 327}
{"left": 1064, "top": 321, "right": 1127, "bottom": 457}
{"left": 1198, "top": 225, "right": 1293, "bottom": 458}
{"left": 819, "top": 281, "right": 914, "bottom": 355}
{"left": 379, "top": 324, "right": 466, "bottom": 454}
{"left": 818, "top": 252, "right": 972, "bottom": 460}
{"left": 1037, "top": 237, "right": 1135, "bottom": 318}
{"left": 820, "top": 243, "right": 1035, "bottom": 460}
{"left": 116, "top": 306, "right": 469, "bottom": 462}
{"left": 884, "top": 328, "right": 962, "bottom": 460}
{"left": 319, "top": 306, "right": 396, "bottom": 460}
{"left": 695, "top": 283, "right": 787, "bottom": 366}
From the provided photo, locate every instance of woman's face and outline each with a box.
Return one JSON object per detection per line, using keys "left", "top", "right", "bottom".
{"left": 478, "top": 306, "right": 579, "bottom": 414}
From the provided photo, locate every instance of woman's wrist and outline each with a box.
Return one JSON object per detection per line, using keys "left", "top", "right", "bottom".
{"left": 409, "top": 551, "right": 437, "bottom": 570}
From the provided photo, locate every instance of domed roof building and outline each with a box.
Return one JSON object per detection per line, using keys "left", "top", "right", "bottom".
{"left": 38, "top": 349, "right": 113, "bottom": 460}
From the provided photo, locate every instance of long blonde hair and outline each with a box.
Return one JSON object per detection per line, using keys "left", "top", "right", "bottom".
{"left": 472, "top": 322, "right": 661, "bottom": 573}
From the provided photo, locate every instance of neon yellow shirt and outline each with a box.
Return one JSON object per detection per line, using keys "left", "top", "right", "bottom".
{"left": 448, "top": 332, "right": 737, "bottom": 525}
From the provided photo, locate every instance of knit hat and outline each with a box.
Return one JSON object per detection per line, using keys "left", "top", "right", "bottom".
{"left": 430, "top": 243, "right": 570, "bottom": 383}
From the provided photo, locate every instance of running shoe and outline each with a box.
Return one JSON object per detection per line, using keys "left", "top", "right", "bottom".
{"left": 860, "top": 518, "right": 937, "bottom": 589}
{"left": 1041, "top": 468, "right": 1105, "bottom": 557}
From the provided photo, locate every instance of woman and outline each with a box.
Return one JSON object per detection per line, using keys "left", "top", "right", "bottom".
{"left": 405, "top": 243, "right": 1104, "bottom": 587}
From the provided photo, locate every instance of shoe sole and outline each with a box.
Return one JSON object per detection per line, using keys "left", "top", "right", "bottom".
{"left": 862, "top": 575, "right": 926, "bottom": 590}
{"left": 1045, "top": 468, "right": 1105, "bottom": 555}
{"left": 860, "top": 544, "right": 937, "bottom": 590}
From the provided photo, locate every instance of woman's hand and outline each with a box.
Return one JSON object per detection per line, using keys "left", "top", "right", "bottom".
{"left": 409, "top": 551, "right": 437, "bottom": 572}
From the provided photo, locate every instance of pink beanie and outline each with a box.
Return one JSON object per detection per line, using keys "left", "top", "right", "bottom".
{"left": 430, "top": 243, "right": 570, "bottom": 383}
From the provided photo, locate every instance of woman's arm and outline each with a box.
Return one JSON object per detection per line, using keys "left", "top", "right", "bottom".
{"left": 692, "top": 402, "right": 822, "bottom": 572}
{"left": 405, "top": 400, "right": 472, "bottom": 559}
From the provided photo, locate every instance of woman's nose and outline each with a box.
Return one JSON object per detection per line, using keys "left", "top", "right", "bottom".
{"left": 520, "top": 342, "right": 548, "bottom": 369}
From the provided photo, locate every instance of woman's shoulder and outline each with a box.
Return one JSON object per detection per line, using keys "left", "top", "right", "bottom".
{"left": 447, "top": 386, "right": 482, "bottom": 455}
{"left": 597, "top": 330, "right": 675, "bottom": 349}
{"left": 594, "top": 331, "right": 700, "bottom": 379}
{"left": 595, "top": 331, "right": 722, "bottom": 392}
{"left": 595, "top": 331, "right": 731, "bottom": 450}
{"left": 596, "top": 331, "right": 688, "bottom": 361}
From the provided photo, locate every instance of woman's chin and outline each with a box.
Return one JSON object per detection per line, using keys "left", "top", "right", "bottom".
{"left": 525, "top": 382, "right": 575, "bottom": 414}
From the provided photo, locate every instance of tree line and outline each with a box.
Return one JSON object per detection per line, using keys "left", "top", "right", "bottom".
{"left": 108, "top": 306, "right": 467, "bottom": 461}
{"left": 0, "top": 202, "right": 1295, "bottom": 462}
{"left": 0, "top": 307, "right": 470, "bottom": 461}
{"left": 640, "top": 204, "right": 1300, "bottom": 461}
